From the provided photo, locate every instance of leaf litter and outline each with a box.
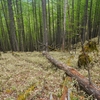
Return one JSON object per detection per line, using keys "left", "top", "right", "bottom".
{"left": 0, "top": 49, "right": 100, "bottom": 100}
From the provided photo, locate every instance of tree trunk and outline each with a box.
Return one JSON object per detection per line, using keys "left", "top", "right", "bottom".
{"left": 1, "top": 0, "right": 11, "bottom": 50}
{"left": 27, "top": 0, "right": 33, "bottom": 51}
{"left": 7, "top": 0, "right": 19, "bottom": 51}
{"left": 81, "top": 0, "right": 88, "bottom": 43}
{"left": 67, "top": 1, "right": 72, "bottom": 51}
{"left": 62, "top": 0, "right": 67, "bottom": 51}
{"left": 43, "top": 51, "right": 100, "bottom": 100}
{"left": 42, "top": 0, "right": 48, "bottom": 51}
{"left": 38, "top": 1, "right": 43, "bottom": 48}
{"left": 76, "top": 0, "right": 81, "bottom": 34}
{"left": 16, "top": 0, "right": 24, "bottom": 51}
{"left": 0, "top": 10, "right": 6, "bottom": 51}
{"left": 51, "top": 0, "right": 55, "bottom": 47}
{"left": 56, "top": 0, "right": 61, "bottom": 48}
{"left": 98, "top": 24, "right": 100, "bottom": 44}
{"left": 88, "top": 0, "right": 93, "bottom": 39}
{"left": 92, "top": 0, "right": 100, "bottom": 38}
{"left": 47, "top": 0, "right": 52, "bottom": 45}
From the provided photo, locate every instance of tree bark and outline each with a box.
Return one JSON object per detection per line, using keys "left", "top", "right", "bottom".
{"left": 81, "top": 0, "right": 88, "bottom": 43}
{"left": 7, "top": 0, "right": 19, "bottom": 51}
{"left": 43, "top": 51, "right": 100, "bottom": 100}
{"left": 88, "top": 0, "right": 92, "bottom": 39}
{"left": 51, "top": 0, "right": 55, "bottom": 47}
{"left": 16, "top": 0, "right": 24, "bottom": 51}
{"left": 56, "top": 0, "right": 61, "bottom": 48}
{"left": 42, "top": 0, "right": 48, "bottom": 51}
{"left": 62, "top": 0, "right": 67, "bottom": 51}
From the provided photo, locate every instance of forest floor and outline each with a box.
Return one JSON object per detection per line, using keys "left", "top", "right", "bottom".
{"left": 0, "top": 44, "right": 100, "bottom": 100}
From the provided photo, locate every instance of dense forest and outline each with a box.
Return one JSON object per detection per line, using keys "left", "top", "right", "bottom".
{"left": 0, "top": 0, "right": 100, "bottom": 100}
{"left": 0, "top": 0, "right": 100, "bottom": 51}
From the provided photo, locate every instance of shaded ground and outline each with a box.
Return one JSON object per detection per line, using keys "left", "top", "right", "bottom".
{"left": 0, "top": 49, "right": 100, "bottom": 100}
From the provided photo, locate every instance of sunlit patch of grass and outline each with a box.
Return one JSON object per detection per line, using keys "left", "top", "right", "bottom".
{"left": 5, "top": 89, "right": 13, "bottom": 95}
{"left": 17, "top": 83, "right": 36, "bottom": 100}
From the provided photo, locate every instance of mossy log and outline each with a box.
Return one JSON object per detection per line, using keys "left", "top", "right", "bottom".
{"left": 43, "top": 51, "right": 100, "bottom": 100}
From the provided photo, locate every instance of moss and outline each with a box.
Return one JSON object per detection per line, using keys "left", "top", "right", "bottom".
{"left": 17, "top": 83, "right": 36, "bottom": 100}
{"left": 78, "top": 41, "right": 98, "bottom": 68}
{"left": 84, "top": 41, "right": 98, "bottom": 52}
{"left": 78, "top": 53, "right": 91, "bottom": 68}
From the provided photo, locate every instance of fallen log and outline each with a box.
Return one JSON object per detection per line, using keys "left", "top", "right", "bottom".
{"left": 43, "top": 51, "right": 100, "bottom": 100}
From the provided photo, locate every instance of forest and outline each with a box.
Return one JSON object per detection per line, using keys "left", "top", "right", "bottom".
{"left": 0, "top": 0, "right": 100, "bottom": 51}
{"left": 0, "top": 0, "right": 100, "bottom": 100}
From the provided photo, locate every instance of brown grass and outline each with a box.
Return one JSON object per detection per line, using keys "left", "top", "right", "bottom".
{"left": 0, "top": 49, "right": 100, "bottom": 100}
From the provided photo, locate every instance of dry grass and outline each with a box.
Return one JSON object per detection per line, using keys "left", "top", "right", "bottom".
{"left": 0, "top": 48, "right": 100, "bottom": 100}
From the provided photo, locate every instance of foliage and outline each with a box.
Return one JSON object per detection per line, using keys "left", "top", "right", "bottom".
{"left": 0, "top": 0, "right": 100, "bottom": 51}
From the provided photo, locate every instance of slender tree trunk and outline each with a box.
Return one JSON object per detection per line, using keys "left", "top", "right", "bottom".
{"left": 31, "top": 0, "right": 36, "bottom": 51}
{"left": 47, "top": 0, "right": 52, "bottom": 45}
{"left": 56, "top": 0, "right": 61, "bottom": 48}
{"left": 42, "top": 0, "right": 48, "bottom": 51}
{"left": 39, "top": 1, "right": 43, "bottom": 44}
{"left": 35, "top": 0, "right": 40, "bottom": 51}
{"left": 98, "top": 25, "right": 100, "bottom": 44}
{"left": 92, "top": 0, "right": 100, "bottom": 38}
{"left": 81, "top": 0, "right": 88, "bottom": 43}
{"left": 0, "top": 10, "right": 6, "bottom": 51}
{"left": 62, "top": 0, "right": 67, "bottom": 51}
{"left": 51, "top": 0, "right": 55, "bottom": 47}
{"left": 1, "top": 0, "right": 10, "bottom": 37}
{"left": 76, "top": 0, "right": 81, "bottom": 34}
{"left": 97, "top": 0, "right": 100, "bottom": 44}
{"left": 68, "top": 0, "right": 75, "bottom": 51}
{"left": 67, "top": 1, "right": 72, "bottom": 51}
{"left": 19, "top": 0, "right": 25, "bottom": 50}
{"left": 27, "top": 0, "right": 33, "bottom": 51}
{"left": 88, "top": 0, "right": 93, "bottom": 39}
{"left": 7, "top": 0, "right": 19, "bottom": 51}
{"left": 16, "top": 0, "right": 24, "bottom": 51}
